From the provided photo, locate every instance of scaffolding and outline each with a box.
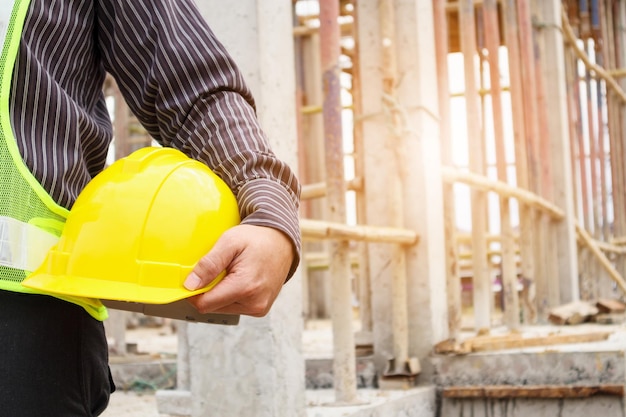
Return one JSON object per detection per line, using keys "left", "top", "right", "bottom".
{"left": 104, "top": 0, "right": 626, "bottom": 413}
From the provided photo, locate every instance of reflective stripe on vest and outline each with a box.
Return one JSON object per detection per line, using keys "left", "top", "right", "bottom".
{"left": 0, "top": 0, "right": 107, "bottom": 320}
{"left": 0, "top": 215, "right": 59, "bottom": 271}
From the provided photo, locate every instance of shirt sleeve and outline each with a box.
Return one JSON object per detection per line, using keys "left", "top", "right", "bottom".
{"left": 94, "top": 0, "right": 301, "bottom": 279}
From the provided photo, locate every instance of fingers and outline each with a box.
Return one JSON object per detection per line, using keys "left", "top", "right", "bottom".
{"left": 186, "top": 268, "right": 275, "bottom": 316}
{"left": 183, "top": 225, "right": 293, "bottom": 317}
{"left": 184, "top": 233, "right": 237, "bottom": 291}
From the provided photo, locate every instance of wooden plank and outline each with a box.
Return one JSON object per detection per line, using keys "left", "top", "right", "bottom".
{"left": 435, "top": 330, "right": 612, "bottom": 354}
{"left": 596, "top": 298, "right": 626, "bottom": 314}
{"left": 304, "top": 251, "right": 360, "bottom": 269}
{"left": 440, "top": 167, "right": 565, "bottom": 219}
{"left": 300, "top": 218, "right": 419, "bottom": 245}
{"left": 443, "top": 384, "right": 624, "bottom": 399}
{"left": 301, "top": 177, "right": 363, "bottom": 200}
{"left": 467, "top": 331, "right": 611, "bottom": 352}
{"left": 576, "top": 222, "right": 626, "bottom": 294}
{"left": 594, "top": 313, "right": 626, "bottom": 324}
{"left": 548, "top": 300, "right": 599, "bottom": 325}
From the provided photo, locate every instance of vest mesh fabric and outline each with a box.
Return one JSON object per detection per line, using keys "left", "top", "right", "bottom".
{"left": 0, "top": 0, "right": 107, "bottom": 320}
{"left": 0, "top": 0, "right": 66, "bottom": 289}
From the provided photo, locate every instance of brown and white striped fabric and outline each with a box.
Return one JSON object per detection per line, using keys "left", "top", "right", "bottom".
{"left": 10, "top": 0, "right": 301, "bottom": 277}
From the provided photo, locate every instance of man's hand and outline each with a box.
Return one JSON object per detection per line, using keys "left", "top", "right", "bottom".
{"left": 183, "top": 224, "right": 294, "bottom": 317}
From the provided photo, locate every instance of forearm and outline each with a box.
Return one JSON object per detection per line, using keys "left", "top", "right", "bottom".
{"left": 173, "top": 90, "right": 301, "bottom": 280}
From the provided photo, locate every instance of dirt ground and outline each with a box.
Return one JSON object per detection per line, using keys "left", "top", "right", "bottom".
{"left": 101, "top": 391, "right": 162, "bottom": 417}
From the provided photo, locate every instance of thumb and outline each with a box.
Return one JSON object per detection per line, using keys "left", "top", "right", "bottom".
{"left": 183, "top": 235, "right": 234, "bottom": 291}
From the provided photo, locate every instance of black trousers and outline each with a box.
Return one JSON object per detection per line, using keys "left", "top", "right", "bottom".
{"left": 0, "top": 290, "right": 114, "bottom": 417}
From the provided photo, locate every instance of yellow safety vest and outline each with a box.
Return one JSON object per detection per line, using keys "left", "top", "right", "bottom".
{"left": 0, "top": 0, "right": 107, "bottom": 320}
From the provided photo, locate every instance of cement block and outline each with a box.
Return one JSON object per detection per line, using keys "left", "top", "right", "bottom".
{"left": 305, "top": 387, "right": 436, "bottom": 417}
{"left": 442, "top": 397, "right": 626, "bottom": 417}
{"left": 155, "top": 390, "right": 191, "bottom": 416}
{"left": 433, "top": 350, "right": 626, "bottom": 386}
{"left": 109, "top": 356, "right": 176, "bottom": 391}
{"left": 305, "top": 357, "right": 378, "bottom": 389}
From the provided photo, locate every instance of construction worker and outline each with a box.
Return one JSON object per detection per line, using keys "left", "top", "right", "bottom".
{"left": 0, "top": 1, "right": 300, "bottom": 416}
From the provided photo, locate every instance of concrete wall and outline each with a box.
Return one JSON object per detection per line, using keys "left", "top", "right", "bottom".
{"left": 442, "top": 397, "right": 625, "bottom": 417}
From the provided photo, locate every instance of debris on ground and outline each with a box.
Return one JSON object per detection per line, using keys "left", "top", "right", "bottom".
{"left": 548, "top": 298, "right": 626, "bottom": 325}
{"left": 434, "top": 330, "right": 611, "bottom": 355}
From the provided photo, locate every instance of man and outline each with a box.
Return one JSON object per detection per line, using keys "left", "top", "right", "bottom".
{"left": 0, "top": 0, "right": 300, "bottom": 415}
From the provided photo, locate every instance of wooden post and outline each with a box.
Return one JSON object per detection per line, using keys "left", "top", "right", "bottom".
{"left": 349, "top": 0, "right": 373, "bottom": 335}
{"left": 299, "top": 28, "right": 331, "bottom": 320}
{"left": 319, "top": 0, "right": 358, "bottom": 404}
{"left": 593, "top": 0, "right": 609, "bottom": 241}
{"left": 531, "top": 0, "right": 561, "bottom": 311}
{"left": 433, "top": 0, "right": 462, "bottom": 340}
{"left": 596, "top": 46, "right": 609, "bottom": 242}
{"left": 586, "top": 40, "right": 601, "bottom": 299}
{"left": 483, "top": 0, "right": 519, "bottom": 329}
{"left": 563, "top": 34, "right": 590, "bottom": 300}
{"left": 586, "top": 41, "right": 600, "bottom": 240}
{"left": 614, "top": 0, "right": 626, "bottom": 283}
{"left": 602, "top": 0, "right": 625, "bottom": 281}
{"left": 502, "top": 0, "right": 536, "bottom": 322}
{"left": 460, "top": 0, "right": 491, "bottom": 330}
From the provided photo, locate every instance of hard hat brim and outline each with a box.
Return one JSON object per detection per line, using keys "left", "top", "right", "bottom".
{"left": 22, "top": 271, "right": 223, "bottom": 304}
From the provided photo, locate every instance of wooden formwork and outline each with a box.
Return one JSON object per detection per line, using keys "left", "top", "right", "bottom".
{"left": 294, "top": 0, "right": 626, "bottom": 358}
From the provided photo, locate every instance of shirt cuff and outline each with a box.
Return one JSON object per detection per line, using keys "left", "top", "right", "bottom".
{"left": 237, "top": 178, "right": 301, "bottom": 281}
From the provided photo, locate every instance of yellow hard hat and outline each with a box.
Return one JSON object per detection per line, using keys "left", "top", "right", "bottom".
{"left": 23, "top": 147, "right": 240, "bottom": 304}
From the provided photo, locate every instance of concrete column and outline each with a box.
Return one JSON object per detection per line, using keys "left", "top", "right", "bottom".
{"left": 186, "top": 2, "right": 304, "bottom": 417}
{"left": 356, "top": 0, "right": 448, "bottom": 379}
{"left": 104, "top": 309, "right": 127, "bottom": 355}
{"left": 535, "top": 0, "right": 579, "bottom": 304}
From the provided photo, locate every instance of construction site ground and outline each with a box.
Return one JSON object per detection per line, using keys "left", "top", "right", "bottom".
{"left": 102, "top": 319, "right": 370, "bottom": 417}
{"left": 101, "top": 315, "right": 626, "bottom": 417}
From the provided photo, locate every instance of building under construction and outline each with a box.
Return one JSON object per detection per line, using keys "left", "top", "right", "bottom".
{"left": 104, "top": 1, "right": 626, "bottom": 416}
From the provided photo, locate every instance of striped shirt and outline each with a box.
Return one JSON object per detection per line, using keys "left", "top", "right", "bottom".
{"left": 11, "top": 0, "right": 301, "bottom": 277}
